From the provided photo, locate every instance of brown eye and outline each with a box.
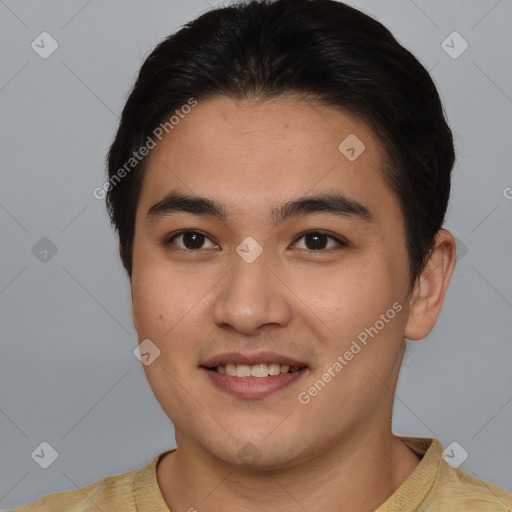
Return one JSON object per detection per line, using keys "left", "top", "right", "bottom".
{"left": 164, "top": 230, "right": 219, "bottom": 251}
{"left": 294, "top": 231, "right": 346, "bottom": 251}
{"left": 181, "top": 232, "right": 205, "bottom": 249}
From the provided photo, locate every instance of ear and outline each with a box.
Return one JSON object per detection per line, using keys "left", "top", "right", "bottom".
{"left": 404, "top": 229, "right": 457, "bottom": 341}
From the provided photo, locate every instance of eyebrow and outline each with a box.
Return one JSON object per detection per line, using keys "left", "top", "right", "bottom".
{"left": 146, "top": 190, "right": 373, "bottom": 225}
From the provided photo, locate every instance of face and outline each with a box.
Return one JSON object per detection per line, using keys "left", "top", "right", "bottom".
{"left": 131, "top": 96, "right": 412, "bottom": 469}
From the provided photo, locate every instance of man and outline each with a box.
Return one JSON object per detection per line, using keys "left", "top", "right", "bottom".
{"left": 12, "top": 0, "right": 512, "bottom": 510}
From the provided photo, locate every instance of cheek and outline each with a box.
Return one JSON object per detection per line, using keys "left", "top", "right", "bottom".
{"left": 131, "top": 263, "right": 205, "bottom": 408}
{"left": 131, "top": 269, "right": 168, "bottom": 340}
{"left": 296, "top": 299, "right": 406, "bottom": 437}
{"left": 131, "top": 246, "right": 207, "bottom": 340}
{"left": 285, "top": 256, "right": 398, "bottom": 343}
{"left": 288, "top": 256, "right": 406, "bottom": 405}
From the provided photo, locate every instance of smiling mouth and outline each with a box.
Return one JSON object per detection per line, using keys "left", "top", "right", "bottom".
{"left": 204, "top": 363, "right": 307, "bottom": 377}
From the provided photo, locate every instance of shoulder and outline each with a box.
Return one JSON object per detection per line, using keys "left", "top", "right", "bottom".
{"left": 8, "top": 453, "right": 164, "bottom": 512}
{"left": 434, "top": 456, "right": 512, "bottom": 510}
{"left": 380, "top": 437, "right": 512, "bottom": 511}
{"left": 414, "top": 437, "right": 512, "bottom": 510}
{"left": 8, "top": 471, "right": 138, "bottom": 512}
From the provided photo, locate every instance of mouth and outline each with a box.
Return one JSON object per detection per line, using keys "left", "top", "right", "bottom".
{"left": 199, "top": 352, "right": 309, "bottom": 399}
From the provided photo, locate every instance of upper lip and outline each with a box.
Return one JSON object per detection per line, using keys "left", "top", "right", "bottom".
{"left": 200, "top": 351, "right": 308, "bottom": 368}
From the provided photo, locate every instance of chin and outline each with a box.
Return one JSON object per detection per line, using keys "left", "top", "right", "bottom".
{"left": 204, "top": 431, "right": 306, "bottom": 471}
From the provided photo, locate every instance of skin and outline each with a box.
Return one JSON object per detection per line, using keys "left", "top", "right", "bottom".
{"left": 129, "top": 95, "right": 456, "bottom": 511}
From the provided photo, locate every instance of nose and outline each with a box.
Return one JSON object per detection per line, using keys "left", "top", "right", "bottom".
{"left": 212, "top": 251, "right": 292, "bottom": 335}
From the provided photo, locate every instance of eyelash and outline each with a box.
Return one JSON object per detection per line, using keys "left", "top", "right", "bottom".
{"left": 162, "top": 230, "right": 348, "bottom": 253}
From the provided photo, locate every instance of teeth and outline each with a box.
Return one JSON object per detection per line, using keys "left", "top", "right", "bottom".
{"left": 268, "top": 363, "right": 281, "bottom": 375}
{"left": 236, "top": 364, "right": 251, "bottom": 377}
{"left": 250, "top": 364, "right": 269, "bottom": 378}
{"left": 213, "top": 363, "right": 303, "bottom": 377}
{"left": 225, "top": 363, "right": 237, "bottom": 376}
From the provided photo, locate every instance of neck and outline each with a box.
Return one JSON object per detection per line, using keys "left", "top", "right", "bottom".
{"left": 157, "top": 425, "right": 420, "bottom": 512}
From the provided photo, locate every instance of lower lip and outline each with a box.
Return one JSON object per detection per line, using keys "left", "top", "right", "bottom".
{"left": 201, "top": 367, "right": 307, "bottom": 399}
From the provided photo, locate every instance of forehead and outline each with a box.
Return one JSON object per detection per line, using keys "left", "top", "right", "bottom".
{"left": 137, "top": 95, "right": 396, "bottom": 223}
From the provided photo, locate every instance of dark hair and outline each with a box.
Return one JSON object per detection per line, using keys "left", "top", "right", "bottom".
{"left": 106, "top": 0, "right": 454, "bottom": 285}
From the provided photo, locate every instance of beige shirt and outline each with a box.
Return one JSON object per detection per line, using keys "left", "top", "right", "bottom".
{"left": 10, "top": 437, "right": 512, "bottom": 511}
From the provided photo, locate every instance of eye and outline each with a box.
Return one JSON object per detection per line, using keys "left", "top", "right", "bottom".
{"left": 163, "top": 230, "right": 219, "bottom": 251}
{"left": 293, "top": 231, "right": 347, "bottom": 251}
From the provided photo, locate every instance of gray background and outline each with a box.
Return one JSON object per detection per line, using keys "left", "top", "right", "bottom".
{"left": 1, "top": 0, "right": 511, "bottom": 509}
